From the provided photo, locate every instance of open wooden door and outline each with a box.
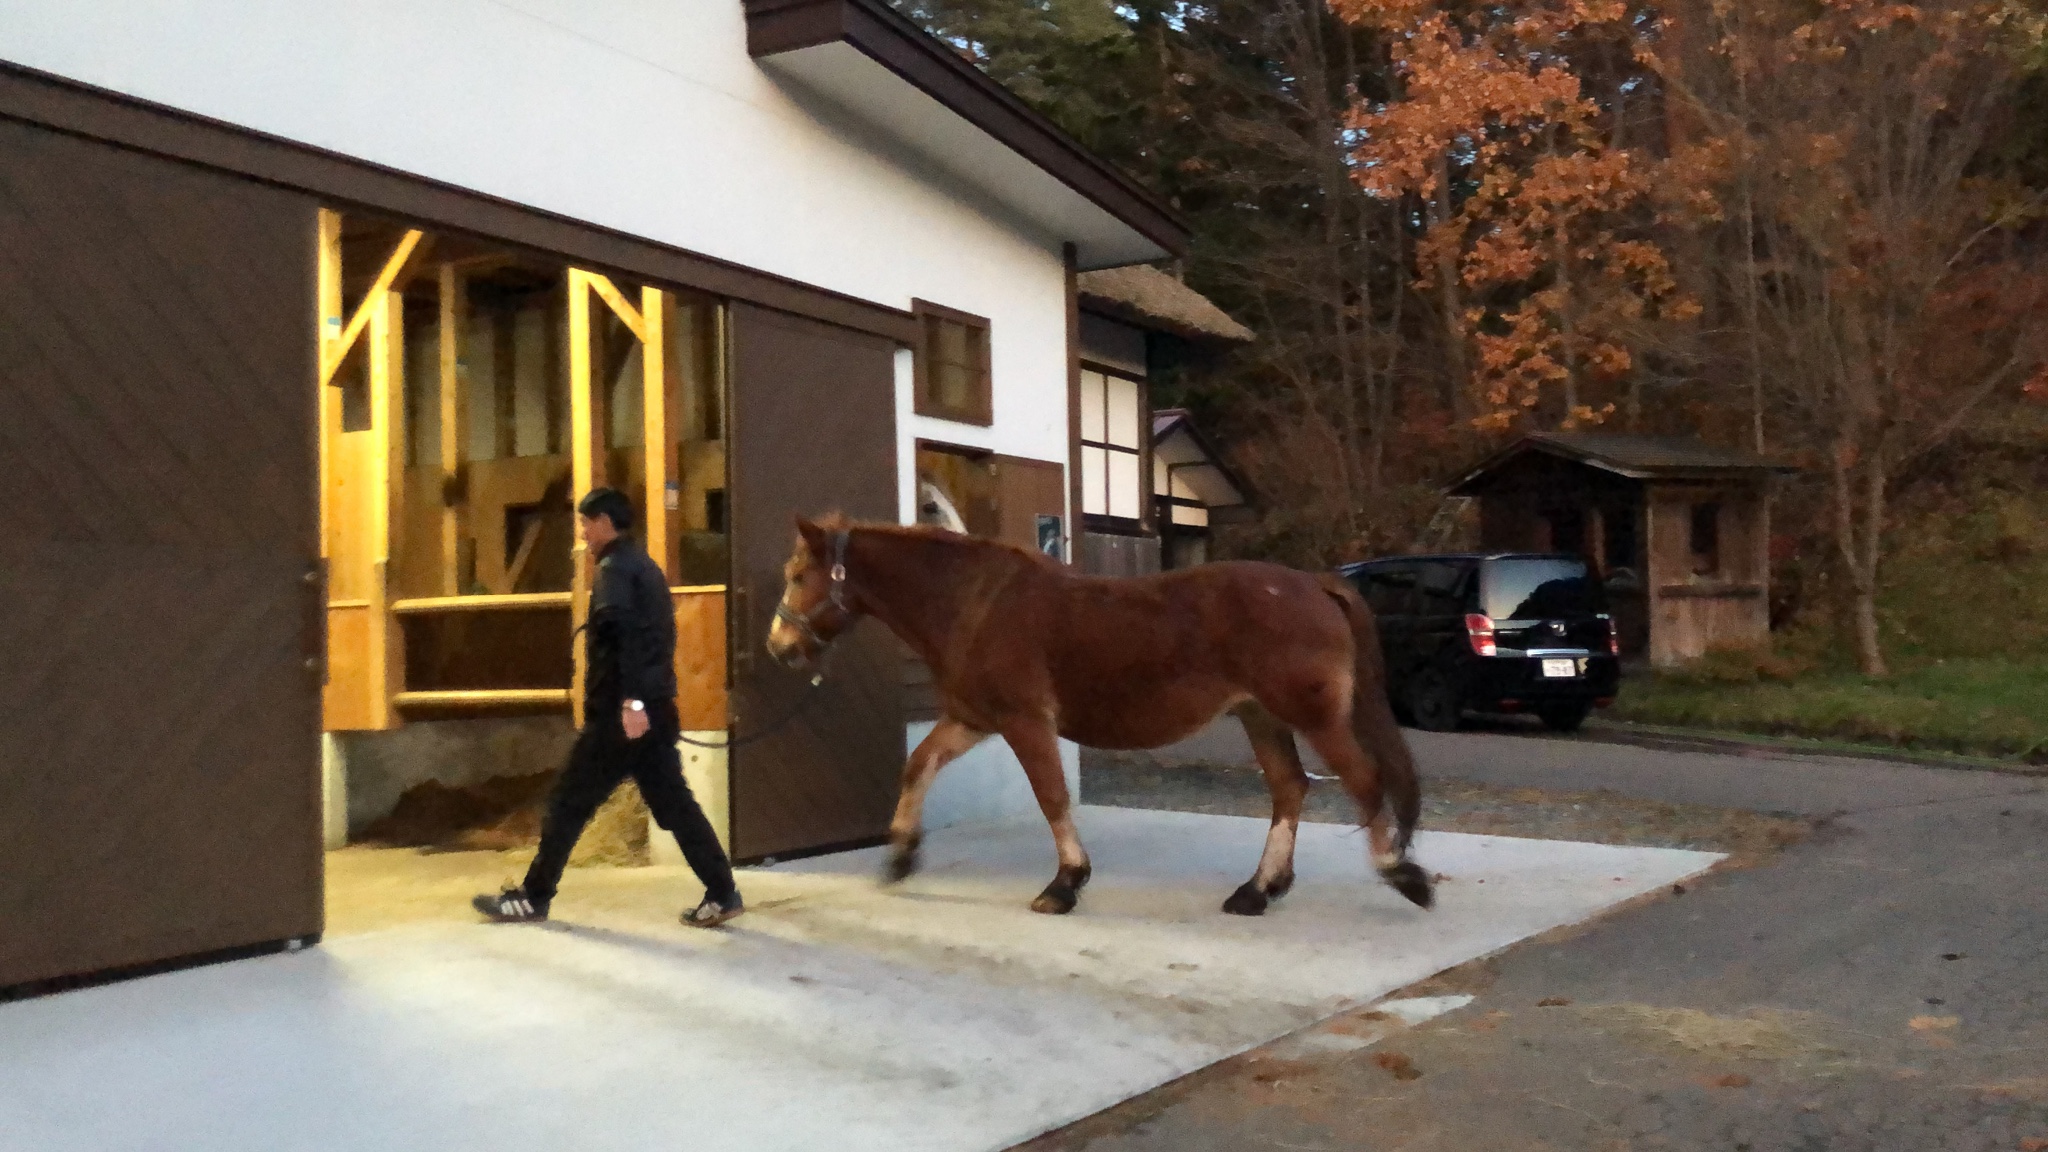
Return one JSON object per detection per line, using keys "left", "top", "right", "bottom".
{"left": 0, "top": 120, "right": 323, "bottom": 990}
{"left": 726, "top": 304, "right": 904, "bottom": 861}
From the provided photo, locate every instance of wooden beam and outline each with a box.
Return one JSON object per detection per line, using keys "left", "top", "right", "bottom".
{"left": 438, "top": 264, "right": 467, "bottom": 596}
{"left": 394, "top": 689, "right": 573, "bottom": 709}
{"left": 568, "top": 268, "right": 595, "bottom": 729}
{"left": 641, "top": 285, "right": 671, "bottom": 581}
{"left": 367, "top": 288, "right": 407, "bottom": 730}
{"left": 321, "top": 229, "right": 428, "bottom": 387}
{"left": 390, "top": 592, "right": 574, "bottom": 614}
{"left": 587, "top": 272, "right": 647, "bottom": 344}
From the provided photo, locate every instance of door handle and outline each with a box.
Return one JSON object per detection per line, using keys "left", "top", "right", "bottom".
{"left": 301, "top": 559, "right": 328, "bottom": 685}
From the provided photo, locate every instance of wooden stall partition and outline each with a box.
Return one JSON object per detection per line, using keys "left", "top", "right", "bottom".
{"left": 674, "top": 587, "right": 729, "bottom": 731}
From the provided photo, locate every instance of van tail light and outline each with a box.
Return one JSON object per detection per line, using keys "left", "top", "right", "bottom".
{"left": 1601, "top": 614, "right": 1620, "bottom": 656}
{"left": 1464, "top": 613, "right": 1497, "bottom": 657}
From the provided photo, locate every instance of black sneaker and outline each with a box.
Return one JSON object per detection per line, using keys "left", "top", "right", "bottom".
{"left": 680, "top": 894, "right": 744, "bottom": 928}
{"left": 473, "top": 886, "right": 548, "bottom": 923}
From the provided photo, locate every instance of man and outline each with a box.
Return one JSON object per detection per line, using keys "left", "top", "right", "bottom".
{"left": 474, "top": 487, "right": 744, "bottom": 928}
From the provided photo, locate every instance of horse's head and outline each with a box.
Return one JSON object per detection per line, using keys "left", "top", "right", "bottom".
{"left": 766, "top": 514, "right": 858, "bottom": 671}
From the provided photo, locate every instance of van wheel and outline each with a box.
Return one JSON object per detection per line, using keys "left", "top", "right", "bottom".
{"left": 1538, "top": 702, "right": 1592, "bottom": 733}
{"left": 1408, "top": 670, "right": 1462, "bottom": 732}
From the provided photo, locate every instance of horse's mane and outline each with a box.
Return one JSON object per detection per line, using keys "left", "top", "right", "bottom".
{"left": 810, "top": 512, "right": 1059, "bottom": 569}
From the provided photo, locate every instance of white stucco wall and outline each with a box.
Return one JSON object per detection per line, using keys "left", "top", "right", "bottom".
{"left": 3, "top": 0, "right": 1079, "bottom": 834}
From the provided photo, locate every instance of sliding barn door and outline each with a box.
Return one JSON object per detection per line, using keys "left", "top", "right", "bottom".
{"left": 0, "top": 121, "right": 323, "bottom": 989}
{"left": 726, "top": 304, "right": 904, "bottom": 860}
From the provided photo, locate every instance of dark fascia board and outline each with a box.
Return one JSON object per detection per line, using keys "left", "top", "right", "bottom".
{"left": 1447, "top": 435, "right": 1797, "bottom": 495}
{"left": 745, "top": 0, "right": 1190, "bottom": 260}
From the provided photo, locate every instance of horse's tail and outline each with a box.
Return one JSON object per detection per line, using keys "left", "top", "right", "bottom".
{"left": 1316, "top": 573, "right": 1423, "bottom": 853}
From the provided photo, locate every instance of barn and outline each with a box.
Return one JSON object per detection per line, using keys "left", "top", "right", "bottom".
{"left": 0, "top": 0, "right": 1187, "bottom": 992}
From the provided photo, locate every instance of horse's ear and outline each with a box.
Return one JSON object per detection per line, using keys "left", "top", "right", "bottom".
{"left": 794, "top": 516, "right": 828, "bottom": 553}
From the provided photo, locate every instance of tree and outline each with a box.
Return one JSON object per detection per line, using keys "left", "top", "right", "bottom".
{"left": 1659, "top": 0, "right": 2048, "bottom": 674}
{"left": 1337, "top": 0, "right": 1699, "bottom": 433}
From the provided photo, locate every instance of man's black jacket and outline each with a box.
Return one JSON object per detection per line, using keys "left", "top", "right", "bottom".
{"left": 585, "top": 536, "right": 677, "bottom": 718}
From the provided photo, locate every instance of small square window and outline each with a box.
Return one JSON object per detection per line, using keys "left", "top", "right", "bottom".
{"left": 913, "top": 300, "right": 992, "bottom": 425}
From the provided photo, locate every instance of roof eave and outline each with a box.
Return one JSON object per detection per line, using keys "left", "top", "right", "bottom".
{"left": 744, "top": 0, "right": 1190, "bottom": 263}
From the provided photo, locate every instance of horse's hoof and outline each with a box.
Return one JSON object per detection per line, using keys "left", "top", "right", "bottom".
{"left": 1030, "top": 883, "right": 1078, "bottom": 914}
{"left": 1222, "top": 882, "right": 1269, "bottom": 916}
{"left": 882, "top": 847, "right": 920, "bottom": 885}
{"left": 1381, "top": 860, "right": 1434, "bottom": 909}
{"left": 1265, "top": 871, "right": 1296, "bottom": 900}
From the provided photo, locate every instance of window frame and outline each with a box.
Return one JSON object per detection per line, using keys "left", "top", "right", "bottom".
{"left": 911, "top": 299, "right": 994, "bottom": 426}
{"left": 1077, "top": 361, "right": 1151, "bottom": 534}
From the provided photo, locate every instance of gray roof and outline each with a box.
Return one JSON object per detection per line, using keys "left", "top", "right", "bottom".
{"left": 1077, "top": 266, "right": 1254, "bottom": 347}
{"left": 1449, "top": 432, "right": 1798, "bottom": 493}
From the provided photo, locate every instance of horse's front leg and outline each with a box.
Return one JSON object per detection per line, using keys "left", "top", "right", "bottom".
{"left": 884, "top": 717, "right": 985, "bottom": 883}
{"left": 1003, "top": 717, "right": 1091, "bottom": 914}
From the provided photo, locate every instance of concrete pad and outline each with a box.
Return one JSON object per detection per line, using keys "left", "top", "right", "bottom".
{"left": 0, "top": 807, "right": 1718, "bottom": 1152}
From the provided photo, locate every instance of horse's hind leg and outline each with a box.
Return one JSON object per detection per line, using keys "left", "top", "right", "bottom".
{"left": 1002, "top": 718, "right": 1091, "bottom": 914}
{"left": 1300, "top": 719, "right": 1434, "bottom": 910}
{"left": 883, "top": 717, "right": 985, "bottom": 884}
{"left": 1223, "top": 701, "right": 1311, "bottom": 916}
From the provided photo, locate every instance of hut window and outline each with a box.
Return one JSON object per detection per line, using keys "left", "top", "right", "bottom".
{"left": 912, "top": 300, "right": 992, "bottom": 425}
{"left": 1079, "top": 368, "right": 1145, "bottom": 526}
{"left": 1689, "top": 503, "right": 1721, "bottom": 576}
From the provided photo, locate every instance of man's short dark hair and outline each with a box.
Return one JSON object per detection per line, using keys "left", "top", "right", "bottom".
{"left": 577, "top": 487, "right": 635, "bottom": 532}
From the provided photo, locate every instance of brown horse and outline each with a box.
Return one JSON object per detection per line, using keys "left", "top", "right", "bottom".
{"left": 766, "top": 515, "right": 1432, "bottom": 916}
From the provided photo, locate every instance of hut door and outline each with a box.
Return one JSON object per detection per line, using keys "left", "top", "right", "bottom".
{"left": 0, "top": 121, "right": 322, "bottom": 989}
{"left": 726, "top": 304, "right": 904, "bottom": 861}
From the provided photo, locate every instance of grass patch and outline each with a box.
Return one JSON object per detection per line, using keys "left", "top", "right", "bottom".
{"left": 1609, "top": 657, "right": 2048, "bottom": 763}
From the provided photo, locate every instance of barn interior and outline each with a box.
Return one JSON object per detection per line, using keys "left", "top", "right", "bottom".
{"left": 319, "top": 209, "right": 734, "bottom": 897}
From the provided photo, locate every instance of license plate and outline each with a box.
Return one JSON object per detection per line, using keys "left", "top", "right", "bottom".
{"left": 1541, "top": 658, "right": 1578, "bottom": 679}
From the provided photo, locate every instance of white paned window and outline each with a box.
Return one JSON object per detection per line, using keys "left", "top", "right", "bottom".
{"left": 1078, "top": 368, "right": 1145, "bottom": 526}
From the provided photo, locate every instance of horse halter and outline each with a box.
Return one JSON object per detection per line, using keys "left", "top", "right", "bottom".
{"left": 774, "top": 530, "right": 854, "bottom": 662}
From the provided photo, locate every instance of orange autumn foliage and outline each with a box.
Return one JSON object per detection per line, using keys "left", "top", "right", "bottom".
{"left": 1338, "top": 0, "right": 1698, "bottom": 432}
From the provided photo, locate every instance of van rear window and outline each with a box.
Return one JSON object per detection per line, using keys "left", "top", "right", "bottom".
{"left": 1481, "top": 558, "right": 1598, "bottom": 620}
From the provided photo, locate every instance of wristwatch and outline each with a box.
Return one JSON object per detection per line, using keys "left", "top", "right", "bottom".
{"left": 625, "top": 699, "right": 645, "bottom": 713}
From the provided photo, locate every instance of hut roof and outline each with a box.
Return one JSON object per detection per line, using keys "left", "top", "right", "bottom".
{"left": 1449, "top": 433, "right": 1798, "bottom": 494}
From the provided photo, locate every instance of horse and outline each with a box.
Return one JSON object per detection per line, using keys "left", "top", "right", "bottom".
{"left": 765, "top": 514, "right": 1433, "bottom": 917}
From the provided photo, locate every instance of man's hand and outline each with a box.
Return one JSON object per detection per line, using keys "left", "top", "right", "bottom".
{"left": 622, "top": 702, "right": 650, "bottom": 740}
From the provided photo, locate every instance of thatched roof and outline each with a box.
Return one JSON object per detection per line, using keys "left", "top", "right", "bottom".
{"left": 1076, "top": 265, "right": 1254, "bottom": 347}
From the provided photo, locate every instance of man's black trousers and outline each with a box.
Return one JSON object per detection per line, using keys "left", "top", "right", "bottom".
{"left": 522, "top": 698, "right": 737, "bottom": 907}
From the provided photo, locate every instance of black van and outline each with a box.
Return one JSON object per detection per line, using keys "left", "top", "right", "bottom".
{"left": 1338, "top": 553, "right": 1621, "bottom": 732}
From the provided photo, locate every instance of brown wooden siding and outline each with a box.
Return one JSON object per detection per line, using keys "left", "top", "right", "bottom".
{"left": 0, "top": 119, "right": 323, "bottom": 989}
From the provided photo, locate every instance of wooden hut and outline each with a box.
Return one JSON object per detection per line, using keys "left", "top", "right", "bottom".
{"left": 1447, "top": 434, "right": 1796, "bottom": 667}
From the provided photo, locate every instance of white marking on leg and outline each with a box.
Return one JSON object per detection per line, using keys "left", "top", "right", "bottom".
{"left": 1050, "top": 811, "right": 1088, "bottom": 872}
{"left": 1253, "top": 815, "right": 1299, "bottom": 889}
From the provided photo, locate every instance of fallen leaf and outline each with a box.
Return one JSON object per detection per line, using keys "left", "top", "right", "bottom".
{"left": 1538, "top": 997, "right": 1573, "bottom": 1007}
{"left": 1673, "top": 883, "right": 1688, "bottom": 895}
{"left": 1942, "top": 952, "right": 1965, "bottom": 961}
{"left": 1167, "top": 962, "right": 1198, "bottom": 972}
{"left": 2019, "top": 1138, "right": 2048, "bottom": 1151}
{"left": 1923, "top": 1035, "right": 1958, "bottom": 1049}
{"left": 1701, "top": 1073, "right": 1752, "bottom": 1089}
{"left": 1910, "top": 1016, "right": 1960, "bottom": 1031}
{"left": 1373, "top": 1051, "right": 1422, "bottom": 1081}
